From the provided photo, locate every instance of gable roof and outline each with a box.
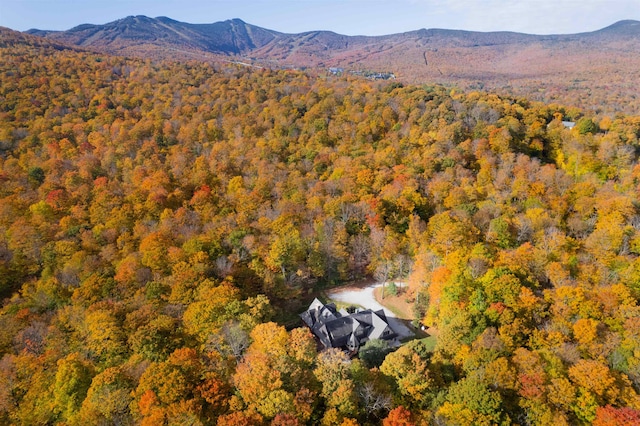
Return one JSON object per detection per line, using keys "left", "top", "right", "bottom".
{"left": 300, "top": 297, "right": 339, "bottom": 329}
{"left": 300, "top": 298, "right": 396, "bottom": 351}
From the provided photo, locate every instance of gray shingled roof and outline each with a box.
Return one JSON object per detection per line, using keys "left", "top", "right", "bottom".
{"left": 300, "top": 298, "right": 396, "bottom": 351}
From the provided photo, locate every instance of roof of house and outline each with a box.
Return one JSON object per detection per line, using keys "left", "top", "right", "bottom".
{"left": 300, "top": 298, "right": 396, "bottom": 351}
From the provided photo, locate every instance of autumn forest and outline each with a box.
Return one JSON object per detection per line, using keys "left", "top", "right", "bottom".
{"left": 1, "top": 28, "right": 640, "bottom": 425}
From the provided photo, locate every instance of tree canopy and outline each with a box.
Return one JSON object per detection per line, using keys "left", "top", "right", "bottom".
{"left": 0, "top": 28, "right": 639, "bottom": 424}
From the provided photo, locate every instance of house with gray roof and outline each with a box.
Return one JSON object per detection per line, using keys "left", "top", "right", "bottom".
{"left": 300, "top": 298, "right": 396, "bottom": 352}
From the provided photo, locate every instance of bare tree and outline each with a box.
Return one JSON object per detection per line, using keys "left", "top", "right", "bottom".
{"left": 393, "top": 253, "right": 413, "bottom": 294}
{"left": 206, "top": 321, "right": 249, "bottom": 363}
{"left": 349, "top": 234, "right": 371, "bottom": 276}
{"left": 215, "top": 255, "right": 234, "bottom": 278}
{"left": 374, "top": 261, "right": 392, "bottom": 299}
{"left": 358, "top": 382, "right": 392, "bottom": 419}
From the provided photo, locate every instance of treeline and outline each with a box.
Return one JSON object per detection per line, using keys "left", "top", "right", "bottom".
{"left": 0, "top": 29, "right": 639, "bottom": 424}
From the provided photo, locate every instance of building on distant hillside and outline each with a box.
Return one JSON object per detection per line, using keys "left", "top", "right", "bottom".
{"left": 300, "top": 298, "right": 396, "bottom": 352}
{"left": 562, "top": 121, "right": 576, "bottom": 129}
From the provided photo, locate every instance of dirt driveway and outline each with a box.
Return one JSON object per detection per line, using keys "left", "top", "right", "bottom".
{"left": 327, "top": 283, "right": 415, "bottom": 340}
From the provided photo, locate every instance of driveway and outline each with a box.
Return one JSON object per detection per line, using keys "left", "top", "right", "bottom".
{"left": 327, "top": 283, "right": 415, "bottom": 340}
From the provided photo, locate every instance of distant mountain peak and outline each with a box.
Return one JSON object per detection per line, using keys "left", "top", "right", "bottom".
{"left": 27, "top": 15, "right": 279, "bottom": 56}
{"left": 608, "top": 19, "right": 640, "bottom": 27}
{"left": 112, "top": 15, "right": 153, "bottom": 25}
{"left": 597, "top": 19, "right": 640, "bottom": 35}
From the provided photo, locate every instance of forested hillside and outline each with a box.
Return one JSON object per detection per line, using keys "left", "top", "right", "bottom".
{"left": 27, "top": 16, "right": 640, "bottom": 115}
{"left": 1, "top": 29, "right": 640, "bottom": 425}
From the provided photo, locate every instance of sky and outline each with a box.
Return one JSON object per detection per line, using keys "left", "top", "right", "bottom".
{"left": 1, "top": 0, "right": 639, "bottom": 36}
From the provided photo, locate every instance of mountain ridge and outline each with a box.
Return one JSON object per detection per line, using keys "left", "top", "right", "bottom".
{"left": 25, "top": 16, "right": 640, "bottom": 57}
{"left": 27, "top": 15, "right": 280, "bottom": 57}
{"left": 26, "top": 16, "right": 640, "bottom": 38}
{"left": 18, "top": 16, "right": 640, "bottom": 113}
